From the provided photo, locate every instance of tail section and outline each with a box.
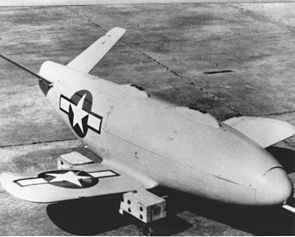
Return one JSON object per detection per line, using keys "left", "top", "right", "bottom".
{"left": 0, "top": 27, "right": 125, "bottom": 96}
{"left": 67, "top": 27, "right": 126, "bottom": 73}
{"left": 0, "top": 54, "right": 53, "bottom": 95}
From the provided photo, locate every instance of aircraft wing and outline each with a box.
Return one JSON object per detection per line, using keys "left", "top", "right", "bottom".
{"left": 67, "top": 27, "right": 126, "bottom": 73}
{"left": 0, "top": 160, "right": 148, "bottom": 203}
{"left": 223, "top": 116, "right": 295, "bottom": 148}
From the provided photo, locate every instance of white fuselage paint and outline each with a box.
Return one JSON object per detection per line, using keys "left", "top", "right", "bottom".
{"left": 40, "top": 61, "right": 292, "bottom": 206}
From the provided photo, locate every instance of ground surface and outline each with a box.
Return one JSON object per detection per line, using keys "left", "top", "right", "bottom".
{"left": 0, "top": 3, "right": 294, "bottom": 235}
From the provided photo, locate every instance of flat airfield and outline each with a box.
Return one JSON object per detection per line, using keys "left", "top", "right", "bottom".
{"left": 0, "top": 3, "right": 295, "bottom": 235}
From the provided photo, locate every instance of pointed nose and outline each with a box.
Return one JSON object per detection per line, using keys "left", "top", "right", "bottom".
{"left": 256, "top": 167, "right": 292, "bottom": 205}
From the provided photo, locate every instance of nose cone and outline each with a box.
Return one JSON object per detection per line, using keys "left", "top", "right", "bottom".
{"left": 256, "top": 167, "right": 292, "bottom": 205}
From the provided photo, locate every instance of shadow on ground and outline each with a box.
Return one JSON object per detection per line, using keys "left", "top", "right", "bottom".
{"left": 47, "top": 195, "right": 128, "bottom": 235}
{"left": 161, "top": 189, "right": 295, "bottom": 236}
{"left": 47, "top": 146, "right": 295, "bottom": 236}
{"left": 46, "top": 194, "right": 191, "bottom": 235}
{"left": 267, "top": 146, "right": 295, "bottom": 174}
{"left": 47, "top": 189, "right": 295, "bottom": 236}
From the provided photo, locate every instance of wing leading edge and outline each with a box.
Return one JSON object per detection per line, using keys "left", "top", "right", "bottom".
{"left": 223, "top": 116, "right": 295, "bottom": 148}
{"left": 67, "top": 27, "right": 126, "bottom": 73}
{"left": 0, "top": 152, "right": 150, "bottom": 203}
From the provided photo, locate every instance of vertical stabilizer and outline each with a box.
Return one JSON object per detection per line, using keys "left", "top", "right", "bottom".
{"left": 67, "top": 27, "right": 126, "bottom": 73}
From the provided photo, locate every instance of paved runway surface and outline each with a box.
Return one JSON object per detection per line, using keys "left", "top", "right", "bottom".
{"left": 2, "top": 0, "right": 295, "bottom": 7}
{"left": 0, "top": 3, "right": 294, "bottom": 235}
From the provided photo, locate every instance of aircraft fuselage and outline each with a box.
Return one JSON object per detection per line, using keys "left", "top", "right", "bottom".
{"left": 40, "top": 61, "right": 292, "bottom": 206}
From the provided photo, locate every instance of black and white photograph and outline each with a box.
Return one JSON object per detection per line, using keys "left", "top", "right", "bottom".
{"left": 0, "top": 0, "right": 294, "bottom": 235}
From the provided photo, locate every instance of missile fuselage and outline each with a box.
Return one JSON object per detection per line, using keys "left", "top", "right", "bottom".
{"left": 40, "top": 61, "right": 292, "bottom": 206}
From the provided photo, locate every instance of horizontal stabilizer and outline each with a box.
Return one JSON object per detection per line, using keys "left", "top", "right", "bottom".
{"left": 223, "top": 116, "right": 295, "bottom": 148}
{"left": 67, "top": 27, "right": 126, "bottom": 73}
{"left": 0, "top": 163, "right": 141, "bottom": 203}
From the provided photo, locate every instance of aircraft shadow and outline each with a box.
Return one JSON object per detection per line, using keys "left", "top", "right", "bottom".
{"left": 47, "top": 146, "right": 295, "bottom": 236}
{"left": 46, "top": 194, "right": 191, "bottom": 235}
{"left": 47, "top": 195, "right": 126, "bottom": 235}
{"left": 266, "top": 146, "right": 295, "bottom": 174}
{"left": 46, "top": 188, "right": 294, "bottom": 236}
{"left": 166, "top": 191, "right": 295, "bottom": 236}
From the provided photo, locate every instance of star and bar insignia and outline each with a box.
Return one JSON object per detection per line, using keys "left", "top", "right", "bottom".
{"left": 14, "top": 170, "right": 119, "bottom": 189}
{"left": 59, "top": 90, "right": 103, "bottom": 138}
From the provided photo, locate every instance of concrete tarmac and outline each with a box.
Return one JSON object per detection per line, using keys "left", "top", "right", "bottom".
{"left": 1, "top": 0, "right": 295, "bottom": 7}
{"left": 0, "top": 3, "right": 294, "bottom": 235}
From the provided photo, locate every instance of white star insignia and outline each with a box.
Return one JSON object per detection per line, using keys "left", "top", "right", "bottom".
{"left": 70, "top": 94, "right": 88, "bottom": 133}
{"left": 47, "top": 171, "right": 91, "bottom": 187}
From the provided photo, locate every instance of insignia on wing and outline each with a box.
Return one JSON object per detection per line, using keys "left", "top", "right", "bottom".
{"left": 14, "top": 170, "right": 118, "bottom": 189}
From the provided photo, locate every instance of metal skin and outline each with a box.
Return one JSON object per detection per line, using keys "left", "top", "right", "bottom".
{"left": 39, "top": 60, "right": 292, "bottom": 206}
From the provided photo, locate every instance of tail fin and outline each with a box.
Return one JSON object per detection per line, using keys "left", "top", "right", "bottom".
{"left": 67, "top": 27, "right": 126, "bottom": 74}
